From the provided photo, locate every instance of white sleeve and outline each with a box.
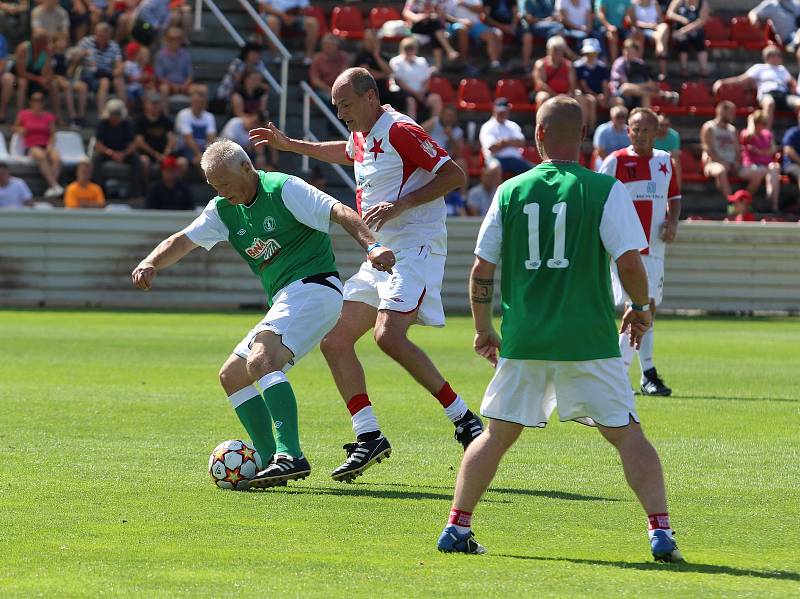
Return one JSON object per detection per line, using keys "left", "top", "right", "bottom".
{"left": 511, "top": 121, "right": 525, "bottom": 141}
{"left": 478, "top": 122, "right": 496, "bottom": 152}
{"left": 599, "top": 181, "right": 648, "bottom": 260}
{"left": 175, "top": 110, "right": 191, "bottom": 135}
{"left": 474, "top": 188, "right": 502, "bottom": 264}
{"left": 205, "top": 112, "right": 217, "bottom": 135}
{"left": 597, "top": 153, "right": 616, "bottom": 176}
{"left": 181, "top": 199, "right": 229, "bottom": 250}
{"left": 281, "top": 176, "right": 340, "bottom": 233}
{"left": 744, "top": 64, "right": 761, "bottom": 82}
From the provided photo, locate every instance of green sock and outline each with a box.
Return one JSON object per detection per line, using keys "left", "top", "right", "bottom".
{"left": 258, "top": 372, "right": 302, "bottom": 458}
{"left": 229, "top": 386, "right": 276, "bottom": 463}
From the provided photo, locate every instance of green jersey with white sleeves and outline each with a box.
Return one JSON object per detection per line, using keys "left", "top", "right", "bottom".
{"left": 183, "top": 171, "right": 340, "bottom": 305}
{"left": 475, "top": 162, "right": 647, "bottom": 361}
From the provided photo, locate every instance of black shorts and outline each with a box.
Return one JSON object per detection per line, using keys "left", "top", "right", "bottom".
{"left": 411, "top": 18, "right": 445, "bottom": 48}
{"left": 674, "top": 30, "right": 705, "bottom": 53}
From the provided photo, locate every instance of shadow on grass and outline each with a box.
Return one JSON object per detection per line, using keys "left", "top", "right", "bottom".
{"left": 666, "top": 394, "right": 799, "bottom": 404}
{"left": 495, "top": 554, "right": 800, "bottom": 581}
{"left": 362, "top": 483, "right": 620, "bottom": 502}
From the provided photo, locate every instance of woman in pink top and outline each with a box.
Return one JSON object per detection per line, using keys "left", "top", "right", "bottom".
{"left": 740, "top": 109, "right": 781, "bottom": 211}
{"left": 14, "top": 91, "right": 63, "bottom": 198}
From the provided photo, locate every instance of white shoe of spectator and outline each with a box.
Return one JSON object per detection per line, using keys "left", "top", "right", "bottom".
{"left": 44, "top": 184, "right": 64, "bottom": 198}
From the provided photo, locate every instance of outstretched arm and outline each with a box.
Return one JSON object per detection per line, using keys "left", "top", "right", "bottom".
{"left": 330, "top": 202, "right": 396, "bottom": 273}
{"left": 249, "top": 122, "right": 353, "bottom": 165}
{"left": 131, "top": 232, "right": 198, "bottom": 290}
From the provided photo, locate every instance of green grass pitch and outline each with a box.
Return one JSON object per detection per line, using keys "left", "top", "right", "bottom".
{"left": 1, "top": 309, "right": 799, "bottom": 598}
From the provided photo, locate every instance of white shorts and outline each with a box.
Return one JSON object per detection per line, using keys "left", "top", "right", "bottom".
{"left": 233, "top": 275, "right": 343, "bottom": 370}
{"left": 611, "top": 254, "right": 664, "bottom": 306}
{"left": 480, "top": 357, "right": 639, "bottom": 428}
{"left": 342, "top": 245, "right": 446, "bottom": 327}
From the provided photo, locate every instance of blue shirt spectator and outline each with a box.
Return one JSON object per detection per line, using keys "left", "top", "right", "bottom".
{"left": 593, "top": 105, "right": 631, "bottom": 162}
{"left": 155, "top": 29, "right": 193, "bottom": 87}
{"left": 781, "top": 121, "right": 800, "bottom": 172}
{"left": 575, "top": 55, "right": 610, "bottom": 94}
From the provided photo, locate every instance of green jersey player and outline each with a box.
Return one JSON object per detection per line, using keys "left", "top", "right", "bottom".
{"left": 131, "top": 139, "right": 395, "bottom": 487}
{"left": 436, "top": 97, "right": 683, "bottom": 563}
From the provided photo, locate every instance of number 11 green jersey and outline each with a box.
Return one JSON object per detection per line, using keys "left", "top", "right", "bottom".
{"left": 475, "top": 162, "right": 647, "bottom": 361}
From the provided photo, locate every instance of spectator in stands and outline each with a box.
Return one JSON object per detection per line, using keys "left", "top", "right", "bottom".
{"left": 701, "top": 100, "right": 767, "bottom": 201}
{"left": 630, "top": 0, "right": 669, "bottom": 81}
{"left": 781, "top": 111, "right": 800, "bottom": 204}
{"left": 155, "top": 26, "right": 192, "bottom": 105}
{"left": 479, "top": 97, "right": 533, "bottom": 180}
{"left": 740, "top": 109, "right": 781, "bottom": 212}
{"left": 595, "top": 0, "right": 634, "bottom": 63}
{"left": 309, "top": 33, "right": 352, "bottom": 105}
{"left": 221, "top": 111, "right": 275, "bottom": 170}
{"left": 231, "top": 69, "right": 269, "bottom": 118}
{"left": 533, "top": 36, "right": 595, "bottom": 127}
{"left": 1, "top": 29, "right": 53, "bottom": 122}
{"left": 128, "top": 0, "right": 174, "bottom": 47}
{"left": 145, "top": 155, "right": 193, "bottom": 210}
{"left": 610, "top": 38, "right": 667, "bottom": 108}
{"left": 175, "top": 84, "right": 216, "bottom": 171}
{"left": 135, "top": 91, "right": 180, "bottom": 191}
{"left": 713, "top": 45, "right": 800, "bottom": 130}
{"left": 77, "top": 22, "right": 126, "bottom": 111}
{"left": 258, "top": 0, "right": 319, "bottom": 66}
{"left": 726, "top": 189, "right": 756, "bottom": 222}
{"left": 124, "top": 41, "right": 155, "bottom": 108}
{"left": 555, "top": 0, "right": 594, "bottom": 44}
{"left": 15, "top": 91, "right": 63, "bottom": 197}
{"left": 92, "top": 98, "right": 140, "bottom": 197}
{"left": 50, "top": 34, "right": 82, "bottom": 126}
{"left": 484, "top": 0, "right": 521, "bottom": 51}
{"left": 0, "top": 0, "right": 29, "bottom": 47}
{"left": 654, "top": 113, "right": 681, "bottom": 180}
{"left": 389, "top": 36, "right": 442, "bottom": 121}
{"left": 215, "top": 42, "right": 266, "bottom": 108}
{"left": 0, "top": 162, "right": 33, "bottom": 207}
{"left": 64, "top": 159, "right": 105, "bottom": 208}
{"left": 353, "top": 29, "right": 407, "bottom": 111}
{"left": 574, "top": 37, "right": 620, "bottom": 127}
{"left": 445, "top": 0, "right": 504, "bottom": 73}
{"left": 592, "top": 104, "right": 630, "bottom": 165}
{"left": 422, "top": 104, "right": 468, "bottom": 196}
{"left": 466, "top": 167, "right": 498, "bottom": 216}
{"left": 665, "top": 0, "right": 710, "bottom": 78}
{"left": 69, "top": 0, "right": 92, "bottom": 42}
{"left": 31, "top": 0, "right": 70, "bottom": 41}
{"left": 402, "top": 0, "right": 460, "bottom": 72}
{"left": 518, "top": 0, "right": 565, "bottom": 69}
{"left": 749, "top": 0, "right": 800, "bottom": 63}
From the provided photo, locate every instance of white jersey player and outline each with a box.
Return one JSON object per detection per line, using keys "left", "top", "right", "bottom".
{"left": 599, "top": 108, "right": 681, "bottom": 396}
{"left": 249, "top": 68, "right": 483, "bottom": 482}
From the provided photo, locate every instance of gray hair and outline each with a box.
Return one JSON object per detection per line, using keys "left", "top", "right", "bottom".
{"left": 333, "top": 67, "right": 379, "bottom": 98}
{"left": 200, "top": 139, "right": 252, "bottom": 176}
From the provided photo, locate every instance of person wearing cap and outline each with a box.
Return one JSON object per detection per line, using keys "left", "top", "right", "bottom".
{"left": 123, "top": 42, "right": 154, "bottom": 107}
{"left": 726, "top": 189, "right": 756, "bottom": 222}
{"left": 92, "top": 98, "right": 141, "bottom": 198}
{"left": 135, "top": 91, "right": 181, "bottom": 191}
{"left": 479, "top": 97, "right": 533, "bottom": 181}
{"left": 64, "top": 159, "right": 105, "bottom": 209}
{"left": 575, "top": 37, "right": 620, "bottom": 127}
{"left": 144, "top": 155, "right": 193, "bottom": 210}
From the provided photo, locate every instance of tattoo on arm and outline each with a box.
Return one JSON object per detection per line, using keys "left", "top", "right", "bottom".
{"left": 471, "top": 277, "right": 494, "bottom": 304}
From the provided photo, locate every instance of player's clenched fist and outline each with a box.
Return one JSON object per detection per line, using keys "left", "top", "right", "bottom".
{"left": 249, "top": 122, "right": 291, "bottom": 151}
{"left": 131, "top": 261, "right": 157, "bottom": 290}
{"left": 474, "top": 330, "right": 502, "bottom": 367}
{"left": 368, "top": 245, "right": 396, "bottom": 274}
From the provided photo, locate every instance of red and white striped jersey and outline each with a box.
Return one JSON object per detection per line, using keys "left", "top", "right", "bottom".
{"left": 345, "top": 108, "right": 451, "bottom": 254}
{"left": 598, "top": 146, "right": 680, "bottom": 260}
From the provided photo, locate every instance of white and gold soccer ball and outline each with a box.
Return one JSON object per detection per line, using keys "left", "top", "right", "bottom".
{"left": 208, "top": 440, "right": 262, "bottom": 490}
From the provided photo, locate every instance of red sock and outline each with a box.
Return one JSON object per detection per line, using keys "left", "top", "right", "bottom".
{"left": 434, "top": 382, "right": 457, "bottom": 408}
{"left": 346, "top": 394, "right": 371, "bottom": 415}
{"left": 448, "top": 507, "right": 472, "bottom": 528}
{"left": 648, "top": 513, "right": 671, "bottom": 531}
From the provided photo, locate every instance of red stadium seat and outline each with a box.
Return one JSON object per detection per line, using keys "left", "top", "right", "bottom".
{"left": 303, "top": 6, "right": 329, "bottom": 37}
{"left": 457, "top": 78, "right": 494, "bottom": 111}
{"left": 679, "top": 81, "right": 715, "bottom": 116}
{"left": 704, "top": 16, "right": 735, "bottom": 49}
{"left": 680, "top": 152, "right": 706, "bottom": 183}
{"left": 522, "top": 145, "right": 541, "bottom": 164}
{"left": 715, "top": 84, "right": 756, "bottom": 116}
{"left": 730, "top": 16, "right": 766, "bottom": 51}
{"left": 428, "top": 76, "right": 456, "bottom": 105}
{"left": 462, "top": 144, "right": 484, "bottom": 178}
{"left": 650, "top": 81, "right": 675, "bottom": 113}
{"left": 494, "top": 79, "right": 535, "bottom": 112}
{"left": 368, "top": 6, "right": 404, "bottom": 41}
{"left": 331, "top": 6, "right": 365, "bottom": 40}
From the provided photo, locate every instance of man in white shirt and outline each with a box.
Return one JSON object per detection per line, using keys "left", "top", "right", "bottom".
{"left": 479, "top": 98, "right": 533, "bottom": 180}
{"left": 175, "top": 84, "right": 217, "bottom": 171}
{"left": 0, "top": 163, "right": 33, "bottom": 208}
{"left": 713, "top": 44, "right": 800, "bottom": 128}
{"left": 445, "top": 0, "right": 504, "bottom": 72}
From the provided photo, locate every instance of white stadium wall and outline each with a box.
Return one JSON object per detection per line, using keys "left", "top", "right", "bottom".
{"left": 0, "top": 210, "right": 799, "bottom": 313}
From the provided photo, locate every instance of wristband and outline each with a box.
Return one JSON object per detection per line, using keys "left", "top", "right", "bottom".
{"left": 366, "top": 242, "right": 382, "bottom": 253}
{"left": 631, "top": 302, "right": 650, "bottom": 312}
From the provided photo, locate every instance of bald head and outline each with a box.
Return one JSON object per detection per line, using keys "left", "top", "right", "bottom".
{"left": 333, "top": 67, "right": 379, "bottom": 99}
{"left": 536, "top": 96, "right": 584, "bottom": 147}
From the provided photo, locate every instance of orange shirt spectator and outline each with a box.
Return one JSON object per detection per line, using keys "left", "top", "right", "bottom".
{"left": 64, "top": 161, "right": 106, "bottom": 208}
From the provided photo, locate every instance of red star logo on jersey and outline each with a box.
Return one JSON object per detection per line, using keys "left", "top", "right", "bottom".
{"left": 658, "top": 162, "right": 669, "bottom": 175}
{"left": 369, "top": 138, "right": 384, "bottom": 160}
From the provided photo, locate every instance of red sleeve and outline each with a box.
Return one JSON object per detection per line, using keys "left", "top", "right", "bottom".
{"left": 668, "top": 157, "right": 681, "bottom": 198}
{"left": 388, "top": 121, "right": 449, "bottom": 172}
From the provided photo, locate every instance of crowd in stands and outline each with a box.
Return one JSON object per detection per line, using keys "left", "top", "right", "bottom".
{"left": 0, "top": 0, "right": 800, "bottom": 222}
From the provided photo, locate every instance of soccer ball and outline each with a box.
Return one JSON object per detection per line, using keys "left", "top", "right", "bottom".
{"left": 208, "top": 440, "right": 262, "bottom": 490}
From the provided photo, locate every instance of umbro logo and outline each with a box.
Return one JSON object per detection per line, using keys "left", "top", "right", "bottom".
{"left": 237, "top": 228, "right": 247, "bottom": 236}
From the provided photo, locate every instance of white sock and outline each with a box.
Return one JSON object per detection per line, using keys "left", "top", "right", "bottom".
{"left": 648, "top": 527, "right": 673, "bottom": 540}
{"left": 618, "top": 332, "right": 636, "bottom": 370}
{"left": 352, "top": 405, "right": 380, "bottom": 437}
{"left": 445, "top": 396, "right": 469, "bottom": 423}
{"left": 639, "top": 328, "right": 655, "bottom": 379}
{"left": 452, "top": 524, "right": 471, "bottom": 534}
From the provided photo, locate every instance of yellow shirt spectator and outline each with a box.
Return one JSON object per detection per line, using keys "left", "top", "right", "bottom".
{"left": 64, "top": 181, "right": 106, "bottom": 209}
